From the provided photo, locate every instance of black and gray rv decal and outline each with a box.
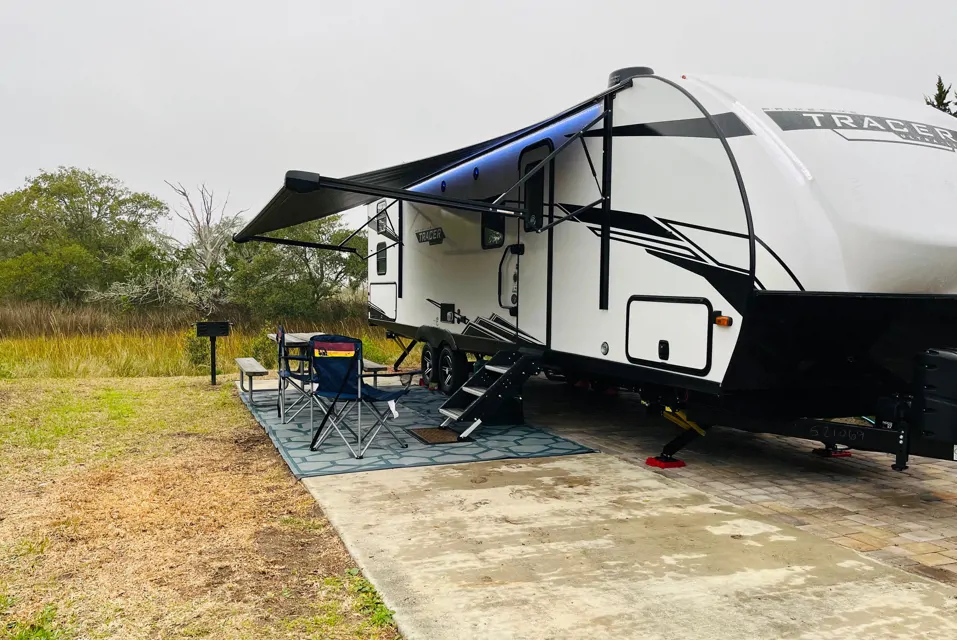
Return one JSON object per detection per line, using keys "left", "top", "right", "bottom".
{"left": 368, "top": 302, "right": 390, "bottom": 321}
{"left": 461, "top": 313, "right": 544, "bottom": 348}
{"left": 424, "top": 299, "right": 544, "bottom": 347}
{"left": 580, "top": 112, "right": 753, "bottom": 139}
{"left": 764, "top": 110, "right": 957, "bottom": 153}
{"left": 566, "top": 204, "right": 755, "bottom": 314}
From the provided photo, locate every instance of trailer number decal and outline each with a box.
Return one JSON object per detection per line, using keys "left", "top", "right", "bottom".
{"left": 416, "top": 227, "right": 445, "bottom": 245}
{"left": 808, "top": 424, "right": 866, "bottom": 442}
{"left": 764, "top": 109, "right": 957, "bottom": 153}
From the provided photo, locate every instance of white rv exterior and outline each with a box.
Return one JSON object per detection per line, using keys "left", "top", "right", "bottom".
{"left": 367, "top": 70, "right": 957, "bottom": 391}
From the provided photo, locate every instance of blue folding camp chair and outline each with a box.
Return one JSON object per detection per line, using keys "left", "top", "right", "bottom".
{"left": 276, "top": 325, "right": 313, "bottom": 424}
{"left": 306, "top": 334, "right": 410, "bottom": 459}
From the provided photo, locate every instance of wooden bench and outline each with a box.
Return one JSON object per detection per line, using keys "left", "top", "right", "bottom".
{"left": 236, "top": 357, "right": 268, "bottom": 405}
{"left": 362, "top": 359, "right": 388, "bottom": 387}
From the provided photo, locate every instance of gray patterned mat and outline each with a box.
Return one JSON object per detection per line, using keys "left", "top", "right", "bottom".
{"left": 238, "top": 386, "right": 594, "bottom": 478}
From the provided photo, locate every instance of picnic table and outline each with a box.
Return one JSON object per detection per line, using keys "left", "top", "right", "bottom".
{"left": 268, "top": 332, "right": 389, "bottom": 386}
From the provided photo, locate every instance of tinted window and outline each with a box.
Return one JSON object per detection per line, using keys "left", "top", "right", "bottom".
{"left": 376, "top": 242, "right": 387, "bottom": 275}
{"left": 482, "top": 212, "right": 505, "bottom": 249}
{"left": 523, "top": 163, "right": 545, "bottom": 232}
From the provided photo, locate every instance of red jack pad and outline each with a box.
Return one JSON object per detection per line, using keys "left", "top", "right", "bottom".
{"left": 812, "top": 448, "right": 852, "bottom": 458}
{"left": 646, "top": 456, "right": 686, "bottom": 469}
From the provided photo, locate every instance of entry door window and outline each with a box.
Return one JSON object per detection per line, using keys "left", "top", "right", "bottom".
{"left": 523, "top": 163, "right": 545, "bottom": 232}
{"left": 482, "top": 212, "right": 505, "bottom": 249}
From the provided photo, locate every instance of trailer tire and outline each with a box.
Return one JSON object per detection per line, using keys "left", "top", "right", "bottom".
{"left": 543, "top": 368, "right": 566, "bottom": 382}
{"left": 438, "top": 346, "right": 469, "bottom": 395}
{"left": 420, "top": 344, "right": 438, "bottom": 386}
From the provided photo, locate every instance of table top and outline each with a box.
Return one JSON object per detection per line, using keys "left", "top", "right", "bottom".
{"left": 267, "top": 332, "right": 388, "bottom": 372}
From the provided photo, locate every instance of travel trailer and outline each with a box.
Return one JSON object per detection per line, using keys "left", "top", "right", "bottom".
{"left": 234, "top": 66, "right": 957, "bottom": 471}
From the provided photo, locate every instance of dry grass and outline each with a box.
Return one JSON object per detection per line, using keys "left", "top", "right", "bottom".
{"left": 0, "top": 302, "right": 199, "bottom": 338}
{"left": 0, "top": 301, "right": 419, "bottom": 380}
{"left": 0, "top": 301, "right": 368, "bottom": 338}
{"left": 0, "top": 322, "right": 415, "bottom": 380}
{"left": 0, "top": 376, "right": 401, "bottom": 639}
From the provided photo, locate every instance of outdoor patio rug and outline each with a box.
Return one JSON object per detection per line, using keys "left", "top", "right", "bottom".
{"left": 237, "top": 386, "right": 594, "bottom": 478}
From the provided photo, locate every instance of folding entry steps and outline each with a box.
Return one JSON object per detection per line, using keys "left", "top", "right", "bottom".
{"left": 438, "top": 350, "right": 540, "bottom": 440}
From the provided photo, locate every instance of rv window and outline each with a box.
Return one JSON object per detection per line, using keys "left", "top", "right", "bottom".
{"left": 376, "top": 242, "right": 387, "bottom": 275}
{"left": 482, "top": 212, "right": 505, "bottom": 249}
{"left": 375, "top": 213, "right": 387, "bottom": 234}
{"left": 523, "top": 163, "right": 545, "bottom": 232}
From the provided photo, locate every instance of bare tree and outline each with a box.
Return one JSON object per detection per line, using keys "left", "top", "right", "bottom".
{"left": 166, "top": 182, "right": 245, "bottom": 272}
{"left": 165, "top": 181, "right": 246, "bottom": 315}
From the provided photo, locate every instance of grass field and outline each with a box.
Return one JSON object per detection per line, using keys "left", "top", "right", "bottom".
{"left": 0, "top": 320, "right": 415, "bottom": 379}
{"left": 0, "top": 376, "right": 401, "bottom": 639}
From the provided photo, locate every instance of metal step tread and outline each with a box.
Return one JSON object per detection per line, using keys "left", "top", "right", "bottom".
{"left": 461, "top": 385, "right": 488, "bottom": 397}
{"left": 484, "top": 364, "right": 511, "bottom": 375}
{"left": 439, "top": 407, "right": 465, "bottom": 421}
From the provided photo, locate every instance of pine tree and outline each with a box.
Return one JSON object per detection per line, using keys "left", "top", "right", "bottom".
{"left": 925, "top": 75, "right": 954, "bottom": 114}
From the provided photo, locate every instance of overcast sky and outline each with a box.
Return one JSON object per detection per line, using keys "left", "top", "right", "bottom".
{"left": 2, "top": 0, "right": 955, "bottom": 239}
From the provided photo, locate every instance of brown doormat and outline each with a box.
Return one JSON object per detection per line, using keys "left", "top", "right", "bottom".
{"left": 406, "top": 427, "right": 472, "bottom": 444}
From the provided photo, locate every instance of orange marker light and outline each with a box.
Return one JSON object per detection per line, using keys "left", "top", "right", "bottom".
{"left": 714, "top": 315, "right": 733, "bottom": 327}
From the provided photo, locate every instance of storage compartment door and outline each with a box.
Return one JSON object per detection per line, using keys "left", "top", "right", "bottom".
{"left": 369, "top": 282, "right": 397, "bottom": 321}
{"left": 626, "top": 297, "right": 712, "bottom": 375}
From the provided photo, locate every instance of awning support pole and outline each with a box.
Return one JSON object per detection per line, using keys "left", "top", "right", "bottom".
{"left": 337, "top": 199, "right": 402, "bottom": 248}
{"left": 338, "top": 205, "right": 386, "bottom": 247}
{"left": 535, "top": 197, "right": 604, "bottom": 233}
{"left": 364, "top": 241, "right": 399, "bottom": 261}
{"left": 241, "top": 235, "right": 358, "bottom": 252}
{"left": 599, "top": 92, "right": 615, "bottom": 310}
{"left": 579, "top": 136, "right": 603, "bottom": 197}
{"left": 316, "top": 176, "right": 526, "bottom": 217}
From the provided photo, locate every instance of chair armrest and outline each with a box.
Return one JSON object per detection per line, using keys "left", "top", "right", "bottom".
{"left": 283, "top": 355, "right": 310, "bottom": 362}
{"left": 363, "top": 369, "right": 422, "bottom": 378}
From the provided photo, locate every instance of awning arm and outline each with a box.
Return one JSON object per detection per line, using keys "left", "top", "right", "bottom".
{"left": 238, "top": 235, "right": 358, "bottom": 252}
{"left": 336, "top": 198, "right": 401, "bottom": 248}
{"left": 579, "top": 136, "right": 602, "bottom": 196}
{"left": 287, "top": 172, "right": 526, "bottom": 218}
{"left": 536, "top": 198, "right": 604, "bottom": 233}
{"left": 492, "top": 109, "right": 610, "bottom": 207}
{"left": 364, "top": 241, "right": 399, "bottom": 261}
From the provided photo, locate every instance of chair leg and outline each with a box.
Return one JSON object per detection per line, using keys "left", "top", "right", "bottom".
{"left": 356, "top": 403, "right": 408, "bottom": 458}
{"left": 279, "top": 378, "right": 284, "bottom": 422}
{"left": 282, "top": 380, "right": 310, "bottom": 424}
{"left": 311, "top": 401, "right": 359, "bottom": 457}
{"left": 367, "top": 402, "right": 407, "bottom": 448}
{"left": 357, "top": 402, "right": 362, "bottom": 458}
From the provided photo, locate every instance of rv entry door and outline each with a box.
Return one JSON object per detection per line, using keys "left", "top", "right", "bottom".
{"left": 498, "top": 244, "right": 521, "bottom": 314}
{"left": 516, "top": 149, "right": 550, "bottom": 346}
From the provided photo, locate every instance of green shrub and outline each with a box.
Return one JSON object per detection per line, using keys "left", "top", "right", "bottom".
{"left": 250, "top": 331, "right": 277, "bottom": 368}
{"left": 182, "top": 332, "right": 210, "bottom": 368}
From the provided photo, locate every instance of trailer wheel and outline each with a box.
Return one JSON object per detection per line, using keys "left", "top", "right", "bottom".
{"left": 543, "top": 368, "right": 566, "bottom": 382}
{"left": 420, "top": 344, "right": 438, "bottom": 386}
{"left": 438, "top": 346, "right": 469, "bottom": 395}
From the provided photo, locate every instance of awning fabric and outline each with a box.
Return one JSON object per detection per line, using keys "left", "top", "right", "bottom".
{"left": 233, "top": 85, "right": 624, "bottom": 241}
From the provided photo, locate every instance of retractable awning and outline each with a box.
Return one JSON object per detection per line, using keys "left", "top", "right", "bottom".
{"left": 232, "top": 81, "right": 632, "bottom": 243}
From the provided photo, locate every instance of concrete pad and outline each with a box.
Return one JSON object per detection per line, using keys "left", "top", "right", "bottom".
{"left": 303, "top": 453, "right": 957, "bottom": 640}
